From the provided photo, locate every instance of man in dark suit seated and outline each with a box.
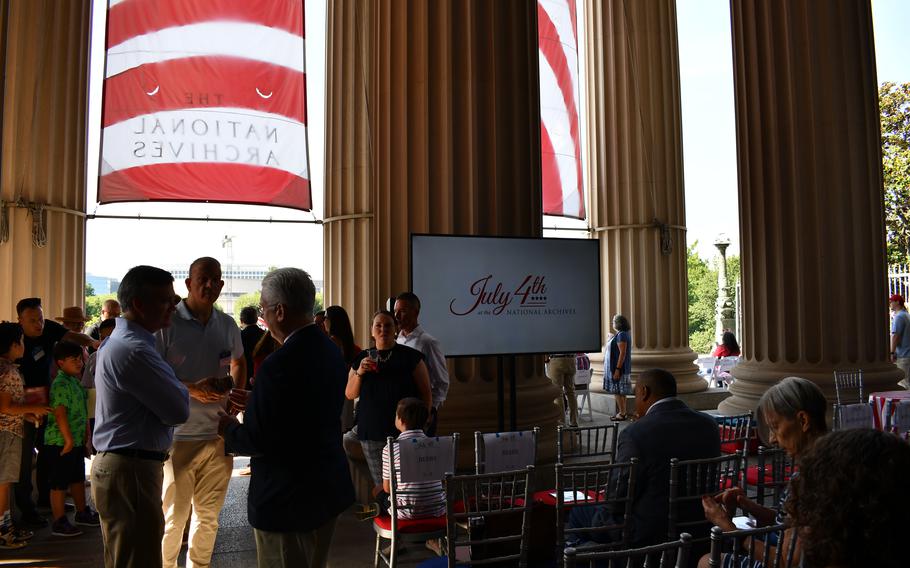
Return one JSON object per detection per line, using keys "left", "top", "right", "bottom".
{"left": 219, "top": 268, "right": 355, "bottom": 567}
{"left": 568, "top": 368, "right": 720, "bottom": 547}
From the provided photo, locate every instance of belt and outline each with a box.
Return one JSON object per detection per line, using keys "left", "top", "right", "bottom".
{"left": 105, "top": 448, "right": 169, "bottom": 462}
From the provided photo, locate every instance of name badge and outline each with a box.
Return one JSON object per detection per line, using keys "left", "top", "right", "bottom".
{"left": 33, "top": 348, "right": 45, "bottom": 361}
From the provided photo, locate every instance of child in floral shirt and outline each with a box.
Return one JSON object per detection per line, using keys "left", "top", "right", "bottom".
{"left": 0, "top": 323, "right": 50, "bottom": 549}
{"left": 44, "top": 341, "right": 99, "bottom": 537}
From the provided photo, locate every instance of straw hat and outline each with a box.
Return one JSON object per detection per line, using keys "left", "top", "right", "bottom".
{"left": 55, "top": 306, "right": 90, "bottom": 323}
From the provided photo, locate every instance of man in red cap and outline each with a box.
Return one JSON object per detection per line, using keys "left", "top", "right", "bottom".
{"left": 889, "top": 294, "right": 910, "bottom": 389}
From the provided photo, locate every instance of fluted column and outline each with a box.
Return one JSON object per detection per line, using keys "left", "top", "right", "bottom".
{"left": 720, "top": 0, "right": 901, "bottom": 413}
{"left": 0, "top": 0, "right": 90, "bottom": 321}
{"left": 325, "top": 0, "right": 561, "bottom": 463}
{"left": 584, "top": 0, "right": 703, "bottom": 392}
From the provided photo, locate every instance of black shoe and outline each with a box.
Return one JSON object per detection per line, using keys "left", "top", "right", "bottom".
{"left": 18, "top": 513, "right": 48, "bottom": 529}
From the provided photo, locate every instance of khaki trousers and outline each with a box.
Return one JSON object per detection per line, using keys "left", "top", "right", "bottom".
{"left": 254, "top": 514, "right": 338, "bottom": 568}
{"left": 161, "top": 439, "right": 233, "bottom": 568}
{"left": 896, "top": 357, "right": 910, "bottom": 389}
{"left": 548, "top": 357, "right": 578, "bottom": 426}
{"left": 91, "top": 451, "right": 165, "bottom": 568}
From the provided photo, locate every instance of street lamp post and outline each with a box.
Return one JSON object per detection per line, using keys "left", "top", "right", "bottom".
{"left": 714, "top": 235, "right": 736, "bottom": 345}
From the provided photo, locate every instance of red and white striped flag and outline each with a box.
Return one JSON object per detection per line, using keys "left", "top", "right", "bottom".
{"left": 539, "top": 0, "right": 585, "bottom": 220}
{"left": 99, "top": 0, "right": 311, "bottom": 210}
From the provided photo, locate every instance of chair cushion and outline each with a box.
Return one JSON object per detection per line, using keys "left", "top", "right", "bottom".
{"left": 719, "top": 426, "right": 759, "bottom": 454}
{"left": 373, "top": 514, "right": 447, "bottom": 533}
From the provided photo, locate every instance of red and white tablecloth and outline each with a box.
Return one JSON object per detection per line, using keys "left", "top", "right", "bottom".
{"left": 869, "top": 391, "right": 910, "bottom": 432}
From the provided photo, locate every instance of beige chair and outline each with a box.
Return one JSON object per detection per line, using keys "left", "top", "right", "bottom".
{"left": 443, "top": 466, "right": 534, "bottom": 567}
{"left": 373, "top": 433, "right": 459, "bottom": 568}
{"left": 833, "top": 369, "right": 865, "bottom": 405}
{"left": 556, "top": 424, "right": 620, "bottom": 465}
{"left": 553, "top": 459, "right": 637, "bottom": 566}
{"left": 668, "top": 452, "right": 743, "bottom": 544}
{"left": 473, "top": 428, "right": 539, "bottom": 474}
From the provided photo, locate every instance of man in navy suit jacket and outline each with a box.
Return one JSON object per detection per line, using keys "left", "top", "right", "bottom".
{"left": 569, "top": 369, "right": 720, "bottom": 547}
{"left": 219, "top": 268, "right": 354, "bottom": 568}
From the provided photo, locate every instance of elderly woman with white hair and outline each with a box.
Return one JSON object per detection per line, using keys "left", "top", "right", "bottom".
{"left": 698, "top": 376, "right": 829, "bottom": 568}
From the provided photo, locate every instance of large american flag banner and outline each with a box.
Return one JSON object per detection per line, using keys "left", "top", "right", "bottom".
{"left": 539, "top": 0, "right": 584, "bottom": 220}
{"left": 99, "top": 0, "right": 311, "bottom": 210}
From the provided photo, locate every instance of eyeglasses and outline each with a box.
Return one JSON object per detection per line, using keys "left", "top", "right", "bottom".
{"left": 258, "top": 303, "right": 274, "bottom": 317}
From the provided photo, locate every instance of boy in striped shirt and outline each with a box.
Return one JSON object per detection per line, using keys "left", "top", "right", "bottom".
{"left": 379, "top": 398, "right": 445, "bottom": 519}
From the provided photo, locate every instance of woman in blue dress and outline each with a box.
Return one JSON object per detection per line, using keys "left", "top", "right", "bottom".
{"left": 604, "top": 314, "right": 632, "bottom": 421}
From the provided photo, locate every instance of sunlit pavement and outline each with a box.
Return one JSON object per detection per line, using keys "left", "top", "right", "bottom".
{"left": 0, "top": 456, "right": 381, "bottom": 568}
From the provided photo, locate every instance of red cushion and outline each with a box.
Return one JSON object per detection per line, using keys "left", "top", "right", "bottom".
{"left": 745, "top": 464, "right": 795, "bottom": 486}
{"left": 719, "top": 426, "right": 759, "bottom": 454}
{"left": 373, "top": 513, "right": 447, "bottom": 533}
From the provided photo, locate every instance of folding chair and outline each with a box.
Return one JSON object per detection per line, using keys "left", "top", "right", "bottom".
{"left": 715, "top": 413, "right": 754, "bottom": 458}
{"left": 556, "top": 424, "right": 620, "bottom": 465}
{"left": 747, "top": 446, "right": 793, "bottom": 508}
{"left": 564, "top": 533, "right": 692, "bottom": 568}
{"left": 708, "top": 523, "right": 799, "bottom": 568}
{"left": 574, "top": 354, "right": 594, "bottom": 422}
{"left": 373, "top": 433, "right": 459, "bottom": 568}
{"left": 833, "top": 369, "right": 864, "bottom": 405}
{"left": 832, "top": 402, "right": 873, "bottom": 431}
{"left": 474, "top": 428, "right": 539, "bottom": 474}
{"left": 553, "top": 459, "right": 637, "bottom": 566}
{"left": 444, "top": 466, "right": 534, "bottom": 567}
{"left": 668, "top": 452, "right": 743, "bottom": 543}
{"left": 712, "top": 356, "right": 740, "bottom": 388}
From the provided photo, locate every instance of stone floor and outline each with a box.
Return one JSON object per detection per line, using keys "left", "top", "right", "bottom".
{"left": 0, "top": 393, "right": 657, "bottom": 567}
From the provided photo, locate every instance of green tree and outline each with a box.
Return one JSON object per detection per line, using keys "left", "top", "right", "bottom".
{"left": 233, "top": 291, "right": 261, "bottom": 324}
{"left": 85, "top": 282, "right": 95, "bottom": 297}
{"left": 881, "top": 82, "right": 910, "bottom": 265}
{"left": 84, "top": 293, "right": 117, "bottom": 326}
{"left": 688, "top": 243, "right": 717, "bottom": 354}
{"left": 231, "top": 290, "right": 323, "bottom": 325}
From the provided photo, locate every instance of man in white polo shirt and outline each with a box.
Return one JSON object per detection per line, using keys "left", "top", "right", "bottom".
{"left": 157, "top": 257, "right": 246, "bottom": 568}
{"left": 394, "top": 292, "right": 449, "bottom": 436}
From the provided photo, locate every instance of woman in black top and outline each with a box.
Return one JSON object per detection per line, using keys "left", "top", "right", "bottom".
{"left": 346, "top": 310, "right": 432, "bottom": 490}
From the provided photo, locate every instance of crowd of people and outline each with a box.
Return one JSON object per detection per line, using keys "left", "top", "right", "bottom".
{"left": 0, "top": 258, "right": 455, "bottom": 568}
{"left": 1, "top": 263, "right": 908, "bottom": 568}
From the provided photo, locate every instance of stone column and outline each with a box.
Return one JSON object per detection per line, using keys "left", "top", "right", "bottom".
{"left": 720, "top": 0, "right": 901, "bottom": 413}
{"left": 583, "top": 0, "right": 703, "bottom": 392}
{"left": 324, "top": 1, "right": 561, "bottom": 464}
{"left": 0, "top": 0, "right": 90, "bottom": 321}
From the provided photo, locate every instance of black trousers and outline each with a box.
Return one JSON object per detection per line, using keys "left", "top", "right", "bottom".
{"left": 14, "top": 421, "right": 39, "bottom": 517}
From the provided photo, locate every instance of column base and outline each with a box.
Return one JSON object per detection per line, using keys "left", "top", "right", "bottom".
{"left": 437, "top": 371, "right": 562, "bottom": 468}
{"left": 633, "top": 348, "right": 706, "bottom": 394}
{"left": 719, "top": 360, "right": 905, "bottom": 415}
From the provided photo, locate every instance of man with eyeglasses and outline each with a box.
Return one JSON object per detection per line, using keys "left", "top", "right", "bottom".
{"left": 220, "top": 267, "right": 354, "bottom": 568}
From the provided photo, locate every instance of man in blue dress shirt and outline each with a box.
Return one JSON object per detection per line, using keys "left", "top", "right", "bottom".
{"left": 92, "top": 265, "right": 191, "bottom": 568}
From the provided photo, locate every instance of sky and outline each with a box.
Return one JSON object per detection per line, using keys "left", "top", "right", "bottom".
{"left": 85, "top": 0, "right": 910, "bottom": 281}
